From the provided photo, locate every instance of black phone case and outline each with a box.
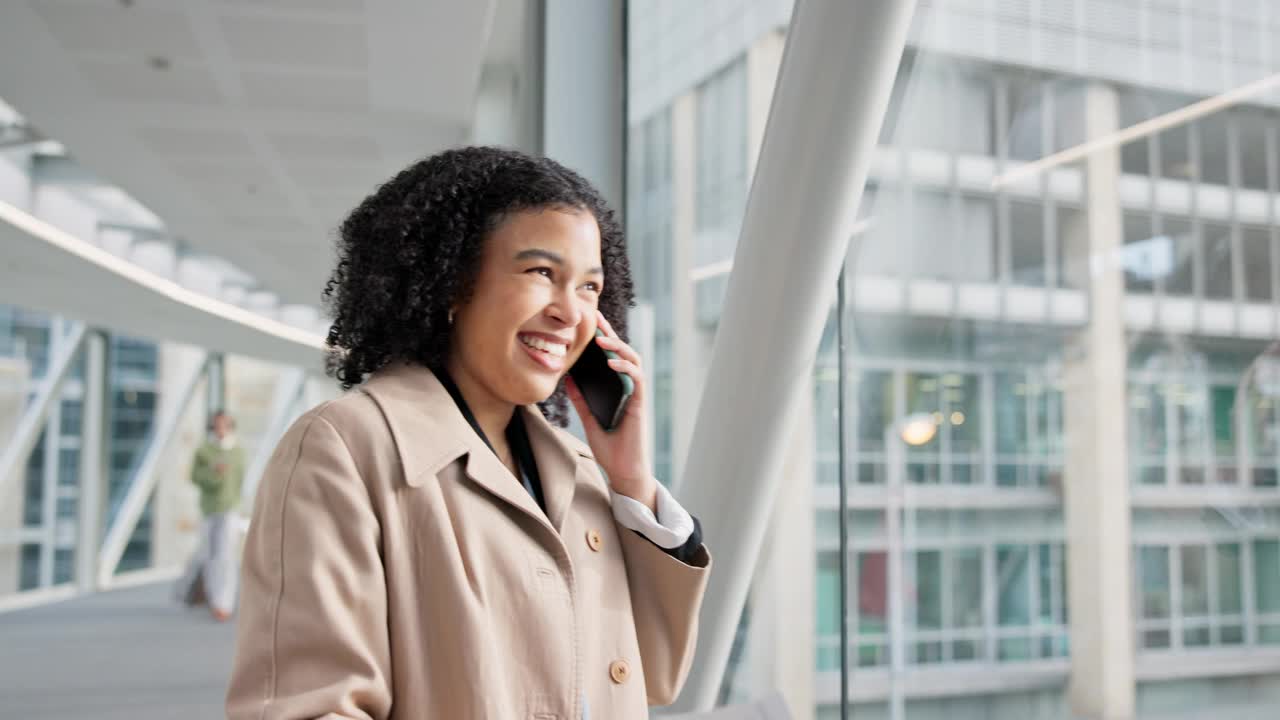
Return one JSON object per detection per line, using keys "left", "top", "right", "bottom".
{"left": 569, "top": 337, "right": 627, "bottom": 430}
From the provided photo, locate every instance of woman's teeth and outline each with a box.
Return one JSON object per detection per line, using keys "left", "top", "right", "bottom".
{"left": 520, "top": 335, "right": 567, "bottom": 357}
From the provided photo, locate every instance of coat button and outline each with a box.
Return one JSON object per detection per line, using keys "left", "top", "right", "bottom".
{"left": 609, "top": 659, "right": 631, "bottom": 684}
{"left": 586, "top": 529, "right": 603, "bottom": 552}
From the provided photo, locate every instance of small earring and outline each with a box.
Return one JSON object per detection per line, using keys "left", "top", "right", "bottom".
{"left": 448, "top": 309, "right": 455, "bottom": 325}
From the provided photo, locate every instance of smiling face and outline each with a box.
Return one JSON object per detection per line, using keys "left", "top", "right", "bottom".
{"left": 446, "top": 206, "right": 604, "bottom": 408}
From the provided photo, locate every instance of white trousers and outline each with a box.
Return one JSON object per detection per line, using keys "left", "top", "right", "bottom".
{"left": 174, "top": 512, "right": 240, "bottom": 613}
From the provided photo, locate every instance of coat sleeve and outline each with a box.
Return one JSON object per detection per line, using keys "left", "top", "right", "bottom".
{"left": 618, "top": 524, "right": 712, "bottom": 706}
{"left": 226, "top": 412, "right": 392, "bottom": 720}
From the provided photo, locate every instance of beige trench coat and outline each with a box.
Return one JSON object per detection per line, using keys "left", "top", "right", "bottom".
{"left": 226, "top": 363, "right": 711, "bottom": 719}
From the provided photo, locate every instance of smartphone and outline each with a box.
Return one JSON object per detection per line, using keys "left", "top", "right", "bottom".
{"left": 568, "top": 329, "right": 635, "bottom": 431}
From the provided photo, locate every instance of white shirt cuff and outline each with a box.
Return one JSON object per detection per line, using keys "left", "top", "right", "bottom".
{"left": 610, "top": 481, "right": 695, "bottom": 550}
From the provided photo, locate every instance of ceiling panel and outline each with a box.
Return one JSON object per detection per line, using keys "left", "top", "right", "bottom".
{"left": 0, "top": 0, "right": 506, "bottom": 305}
{"left": 219, "top": 15, "right": 366, "bottom": 70}
{"left": 32, "top": 2, "right": 204, "bottom": 60}
{"left": 267, "top": 132, "right": 381, "bottom": 162}
{"left": 77, "top": 58, "right": 225, "bottom": 104}
{"left": 238, "top": 70, "right": 368, "bottom": 110}
{"left": 213, "top": 0, "right": 366, "bottom": 16}
{"left": 136, "top": 126, "right": 258, "bottom": 158}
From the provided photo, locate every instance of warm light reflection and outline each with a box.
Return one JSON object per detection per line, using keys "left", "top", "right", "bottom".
{"left": 901, "top": 413, "right": 939, "bottom": 446}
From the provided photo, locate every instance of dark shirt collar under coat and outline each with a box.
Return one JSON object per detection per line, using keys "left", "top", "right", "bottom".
{"left": 358, "top": 362, "right": 587, "bottom": 535}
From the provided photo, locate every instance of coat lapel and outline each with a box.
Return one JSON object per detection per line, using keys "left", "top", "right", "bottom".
{"left": 521, "top": 405, "right": 589, "bottom": 534}
{"left": 361, "top": 363, "right": 585, "bottom": 538}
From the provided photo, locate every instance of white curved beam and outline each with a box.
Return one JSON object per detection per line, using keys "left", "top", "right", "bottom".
{"left": 0, "top": 200, "right": 327, "bottom": 372}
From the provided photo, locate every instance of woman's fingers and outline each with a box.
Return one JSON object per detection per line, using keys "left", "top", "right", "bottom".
{"left": 595, "top": 310, "right": 643, "bottom": 367}
{"left": 607, "top": 357, "right": 643, "bottom": 389}
{"left": 595, "top": 334, "right": 641, "bottom": 367}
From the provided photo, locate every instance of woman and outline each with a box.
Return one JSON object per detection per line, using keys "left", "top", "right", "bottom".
{"left": 226, "top": 147, "right": 711, "bottom": 720}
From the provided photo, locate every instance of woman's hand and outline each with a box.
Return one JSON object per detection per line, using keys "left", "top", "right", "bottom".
{"left": 565, "top": 309, "right": 658, "bottom": 513}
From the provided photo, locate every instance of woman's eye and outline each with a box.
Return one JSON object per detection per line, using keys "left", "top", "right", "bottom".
{"left": 581, "top": 281, "right": 601, "bottom": 293}
{"left": 528, "top": 267, "right": 553, "bottom": 279}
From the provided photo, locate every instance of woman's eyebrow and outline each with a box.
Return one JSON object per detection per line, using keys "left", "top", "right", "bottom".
{"left": 515, "top": 248, "right": 603, "bottom": 275}
{"left": 515, "top": 248, "right": 563, "bottom": 264}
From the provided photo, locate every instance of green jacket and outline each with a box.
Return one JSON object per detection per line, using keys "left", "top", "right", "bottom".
{"left": 191, "top": 440, "right": 246, "bottom": 516}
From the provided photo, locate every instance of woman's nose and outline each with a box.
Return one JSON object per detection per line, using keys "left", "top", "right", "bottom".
{"left": 545, "top": 289, "right": 584, "bottom": 326}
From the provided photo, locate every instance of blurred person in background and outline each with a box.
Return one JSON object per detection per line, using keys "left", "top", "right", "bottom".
{"left": 226, "top": 147, "right": 711, "bottom": 719}
{"left": 174, "top": 409, "right": 245, "bottom": 623}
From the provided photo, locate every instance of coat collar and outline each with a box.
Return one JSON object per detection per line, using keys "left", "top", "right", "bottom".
{"left": 359, "top": 362, "right": 592, "bottom": 534}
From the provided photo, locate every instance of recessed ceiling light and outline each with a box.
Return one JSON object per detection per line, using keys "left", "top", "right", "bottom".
{"left": 147, "top": 56, "right": 171, "bottom": 71}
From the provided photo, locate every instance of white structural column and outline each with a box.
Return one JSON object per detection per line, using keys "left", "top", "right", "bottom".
{"left": 670, "top": 91, "right": 699, "bottom": 486}
{"left": 1061, "top": 81, "right": 1136, "bottom": 720}
{"left": 673, "top": 0, "right": 917, "bottom": 710}
{"left": 542, "top": 0, "right": 625, "bottom": 210}
{"left": 76, "top": 331, "right": 106, "bottom": 592}
{"left": 740, "top": 28, "right": 815, "bottom": 718}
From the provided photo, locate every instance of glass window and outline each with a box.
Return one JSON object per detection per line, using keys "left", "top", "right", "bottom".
{"left": 1241, "top": 226, "right": 1273, "bottom": 302}
{"left": 1158, "top": 117, "right": 1193, "bottom": 182}
{"left": 1174, "top": 383, "right": 1208, "bottom": 485}
{"left": 1010, "top": 199, "right": 1046, "bottom": 286}
{"left": 1235, "top": 108, "right": 1273, "bottom": 191}
{"left": 952, "top": 548, "right": 983, "bottom": 629}
{"left": 899, "top": 56, "right": 993, "bottom": 156}
{"left": 1037, "top": 544, "right": 1057, "bottom": 623}
{"left": 959, "top": 195, "right": 997, "bottom": 283}
{"left": 1203, "top": 222, "right": 1234, "bottom": 300}
{"left": 856, "top": 370, "right": 894, "bottom": 454}
{"left": 813, "top": 367, "right": 839, "bottom": 486}
{"left": 913, "top": 192, "right": 996, "bottom": 282}
{"left": 1180, "top": 545, "right": 1209, "bottom": 616}
{"left": 1123, "top": 212, "right": 1157, "bottom": 293}
{"left": 694, "top": 59, "right": 748, "bottom": 249}
{"left": 816, "top": 552, "right": 840, "bottom": 665}
{"left": 1164, "top": 216, "right": 1195, "bottom": 297}
{"left": 1211, "top": 384, "right": 1239, "bottom": 483}
{"left": 1196, "top": 111, "right": 1231, "bottom": 187}
{"left": 629, "top": 5, "right": 1280, "bottom": 714}
{"left": 1130, "top": 382, "right": 1168, "bottom": 483}
{"left": 1118, "top": 88, "right": 1154, "bottom": 176}
{"left": 1251, "top": 386, "right": 1280, "bottom": 488}
{"left": 995, "top": 372, "right": 1028, "bottom": 456}
{"left": 914, "top": 550, "right": 943, "bottom": 631}
{"left": 1004, "top": 70, "right": 1046, "bottom": 162}
{"left": 1140, "top": 546, "right": 1171, "bottom": 620}
{"left": 998, "top": 545, "right": 1031, "bottom": 626}
{"left": 945, "top": 373, "right": 980, "bottom": 454}
{"left": 1255, "top": 540, "right": 1280, "bottom": 614}
{"left": 905, "top": 372, "right": 942, "bottom": 455}
{"left": 1217, "top": 543, "right": 1243, "bottom": 615}
{"left": 1056, "top": 204, "right": 1086, "bottom": 289}
{"left": 1139, "top": 545, "right": 1172, "bottom": 650}
{"left": 859, "top": 550, "right": 889, "bottom": 639}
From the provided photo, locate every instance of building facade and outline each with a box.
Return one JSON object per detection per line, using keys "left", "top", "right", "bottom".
{"left": 628, "top": 1, "right": 1280, "bottom": 718}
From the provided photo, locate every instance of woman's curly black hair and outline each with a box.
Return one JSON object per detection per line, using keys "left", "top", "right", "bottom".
{"left": 323, "top": 146, "right": 634, "bottom": 427}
